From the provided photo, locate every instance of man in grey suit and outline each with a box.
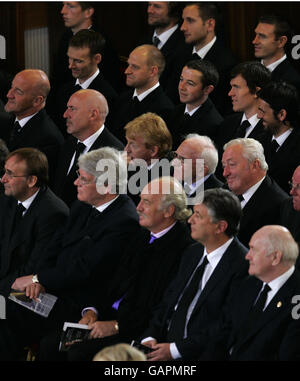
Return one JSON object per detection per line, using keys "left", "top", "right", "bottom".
{"left": 0, "top": 147, "right": 69, "bottom": 296}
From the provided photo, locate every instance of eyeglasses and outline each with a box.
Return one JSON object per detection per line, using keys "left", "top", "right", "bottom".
{"left": 289, "top": 181, "right": 300, "bottom": 191}
{"left": 3, "top": 170, "right": 32, "bottom": 179}
{"left": 76, "top": 170, "right": 95, "bottom": 186}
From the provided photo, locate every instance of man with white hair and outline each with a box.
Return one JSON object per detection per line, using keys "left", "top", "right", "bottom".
{"left": 202, "top": 225, "right": 300, "bottom": 361}
{"left": 39, "top": 176, "right": 194, "bottom": 360}
{"left": 0, "top": 147, "right": 139, "bottom": 360}
{"left": 173, "top": 134, "right": 223, "bottom": 202}
{"left": 222, "top": 137, "right": 288, "bottom": 246}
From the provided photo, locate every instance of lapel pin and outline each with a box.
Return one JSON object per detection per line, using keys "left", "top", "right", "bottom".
{"left": 277, "top": 301, "right": 282, "bottom": 308}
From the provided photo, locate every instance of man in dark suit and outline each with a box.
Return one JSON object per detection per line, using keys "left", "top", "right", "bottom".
{"left": 52, "top": 89, "right": 123, "bottom": 207}
{"left": 257, "top": 81, "right": 300, "bottom": 194}
{"left": 107, "top": 44, "right": 174, "bottom": 144}
{"left": 39, "top": 176, "right": 194, "bottom": 360}
{"left": 168, "top": 3, "right": 236, "bottom": 113}
{"left": 173, "top": 134, "right": 223, "bottom": 205}
{"left": 144, "top": 2, "right": 187, "bottom": 103}
{"left": 124, "top": 112, "right": 173, "bottom": 205}
{"left": 253, "top": 15, "right": 300, "bottom": 94}
{"left": 0, "top": 70, "right": 64, "bottom": 182}
{"left": 222, "top": 138, "right": 289, "bottom": 247}
{"left": 202, "top": 225, "right": 300, "bottom": 361}
{"left": 48, "top": 29, "right": 118, "bottom": 136}
{"left": 216, "top": 61, "right": 271, "bottom": 150}
{"left": 139, "top": 188, "right": 248, "bottom": 360}
{"left": 51, "top": 2, "right": 121, "bottom": 91}
{"left": 169, "top": 59, "right": 223, "bottom": 148}
{"left": 0, "top": 147, "right": 139, "bottom": 360}
{"left": 0, "top": 148, "right": 69, "bottom": 297}
{"left": 280, "top": 166, "right": 300, "bottom": 265}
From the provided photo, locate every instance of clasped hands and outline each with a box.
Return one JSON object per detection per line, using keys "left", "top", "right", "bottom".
{"left": 12, "top": 275, "right": 45, "bottom": 301}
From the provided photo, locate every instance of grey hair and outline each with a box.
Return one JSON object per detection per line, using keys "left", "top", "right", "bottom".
{"left": 185, "top": 134, "right": 218, "bottom": 174}
{"left": 263, "top": 226, "right": 299, "bottom": 265}
{"left": 78, "top": 147, "right": 127, "bottom": 194}
{"left": 154, "top": 176, "right": 192, "bottom": 221}
{"left": 224, "top": 138, "right": 268, "bottom": 171}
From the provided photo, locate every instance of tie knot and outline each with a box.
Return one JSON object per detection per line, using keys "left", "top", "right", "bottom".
{"left": 74, "top": 84, "right": 82, "bottom": 91}
{"left": 271, "top": 139, "right": 280, "bottom": 153}
{"left": 236, "top": 120, "right": 251, "bottom": 138}
{"left": 192, "top": 53, "right": 201, "bottom": 60}
{"left": 76, "top": 142, "right": 86, "bottom": 154}
{"left": 153, "top": 36, "right": 160, "bottom": 47}
{"left": 149, "top": 234, "right": 157, "bottom": 244}
{"left": 17, "top": 203, "right": 26, "bottom": 214}
{"left": 237, "top": 194, "right": 244, "bottom": 202}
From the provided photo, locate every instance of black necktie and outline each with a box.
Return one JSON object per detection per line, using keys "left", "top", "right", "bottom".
{"left": 86, "top": 207, "right": 101, "bottom": 228}
{"left": 153, "top": 36, "right": 160, "bottom": 47}
{"left": 11, "top": 203, "right": 26, "bottom": 236}
{"left": 167, "top": 256, "right": 209, "bottom": 341}
{"left": 10, "top": 121, "right": 22, "bottom": 145}
{"left": 68, "top": 142, "right": 86, "bottom": 177}
{"left": 192, "top": 53, "right": 201, "bottom": 60}
{"left": 270, "top": 139, "right": 280, "bottom": 155}
{"left": 237, "top": 194, "right": 244, "bottom": 202}
{"left": 235, "top": 120, "right": 251, "bottom": 138}
{"left": 74, "top": 84, "right": 82, "bottom": 92}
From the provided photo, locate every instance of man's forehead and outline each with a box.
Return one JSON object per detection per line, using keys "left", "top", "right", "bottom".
{"left": 293, "top": 167, "right": 300, "bottom": 182}
{"left": 255, "top": 23, "right": 276, "bottom": 35}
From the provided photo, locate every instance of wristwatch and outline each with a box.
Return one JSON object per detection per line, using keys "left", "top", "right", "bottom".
{"left": 32, "top": 274, "right": 39, "bottom": 284}
{"left": 114, "top": 321, "right": 119, "bottom": 333}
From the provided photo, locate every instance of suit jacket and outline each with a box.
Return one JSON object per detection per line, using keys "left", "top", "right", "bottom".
{"left": 47, "top": 72, "right": 118, "bottom": 136}
{"left": 237, "top": 175, "right": 289, "bottom": 247}
{"left": 0, "top": 109, "right": 64, "bottom": 181}
{"left": 93, "top": 222, "right": 194, "bottom": 341}
{"left": 280, "top": 197, "right": 300, "bottom": 267}
{"left": 259, "top": 128, "right": 300, "bottom": 194}
{"left": 186, "top": 174, "right": 224, "bottom": 207}
{"left": 141, "top": 237, "right": 248, "bottom": 360}
{"left": 37, "top": 195, "right": 139, "bottom": 309}
{"left": 168, "top": 40, "right": 237, "bottom": 113}
{"left": 107, "top": 86, "right": 174, "bottom": 144}
{"left": 218, "top": 271, "right": 300, "bottom": 361}
{"left": 271, "top": 59, "right": 300, "bottom": 94}
{"left": 168, "top": 99, "right": 223, "bottom": 149}
{"left": 141, "top": 27, "right": 188, "bottom": 104}
{"left": 0, "top": 188, "right": 69, "bottom": 296}
{"left": 52, "top": 127, "right": 124, "bottom": 207}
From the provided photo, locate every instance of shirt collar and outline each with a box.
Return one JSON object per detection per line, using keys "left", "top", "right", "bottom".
{"left": 150, "top": 221, "right": 177, "bottom": 239}
{"left": 78, "top": 125, "right": 105, "bottom": 151}
{"left": 267, "top": 265, "right": 295, "bottom": 294}
{"left": 240, "top": 176, "right": 266, "bottom": 207}
{"left": 19, "top": 189, "right": 40, "bottom": 211}
{"left": 203, "top": 237, "right": 234, "bottom": 269}
{"left": 184, "top": 104, "right": 201, "bottom": 116}
{"left": 95, "top": 195, "right": 119, "bottom": 213}
{"left": 75, "top": 68, "right": 99, "bottom": 89}
{"left": 133, "top": 82, "right": 160, "bottom": 102}
{"left": 272, "top": 128, "right": 293, "bottom": 147}
{"left": 193, "top": 36, "right": 217, "bottom": 59}
{"left": 241, "top": 113, "right": 261, "bottom": 137}
{"left": 16, "top": 112, "right": 39, "bottom": 127}
{"left": 262, "top": 54, "right": 286, "bottom": 72}
{"left": 153, "top": 24, "right": 178, "bottom": 49}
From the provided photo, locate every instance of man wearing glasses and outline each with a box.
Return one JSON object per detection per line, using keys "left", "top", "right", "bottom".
{"left": 0, "top": 147, "right": 69, "bottom": 297}
{"left": 0, "top": 147, "right": 139, "bottom": 360}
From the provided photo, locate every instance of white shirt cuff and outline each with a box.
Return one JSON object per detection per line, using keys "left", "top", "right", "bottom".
{"left": 81, "top": 307, "right": 98, "bottom": 317}
{"left": 170, "top": 342, "right": 181, "bottom": 359}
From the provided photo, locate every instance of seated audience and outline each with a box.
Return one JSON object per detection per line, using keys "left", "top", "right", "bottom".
{"left": 0, "top": 147, "right": 139, "bottom": 360}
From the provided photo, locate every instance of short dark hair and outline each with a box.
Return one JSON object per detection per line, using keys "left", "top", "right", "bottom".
{"left": 257, "top": 81, "right": 300, "bottom": 128}
{"left": 258, "top": 14, "right": 292, "bottom": 41}
{"left": 185, "top": 59, "right": 219, "bottom": 88}
{"left": 231, "top": 61, "right": 271, "bottom": 94}
{"left": 185, "top": 2, "right": 219, "bottom": 25}
{"left": 78, "top": 2, "right": 95, "bottom": 11}
{"left": 202, "top": 188, "right": 242, "bottom": 237}
{"left": 69, "top": 29, "right": 106, "bottom": 56}
{"left": 7, "top": 148, "right": 49, "bottom": 187}
{"left": 167, "top": 2, "right": 185, "bottom": 20}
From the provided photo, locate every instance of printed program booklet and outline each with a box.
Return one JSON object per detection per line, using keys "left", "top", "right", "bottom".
{"left": 59, "top": 322, "right": 91, "bottom": 352}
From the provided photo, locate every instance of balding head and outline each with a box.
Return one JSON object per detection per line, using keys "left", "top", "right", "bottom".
{"left": 5, "top": 69, "right": 50, "bottom": 118}
{"left": 64, "top": 89, "right": 109, "bottom": 141}
{"left": 291, "top": 165, "right": 300, "bottom": 211}
{"left": 246, "top": 225, "right": 299, "bottom": 282}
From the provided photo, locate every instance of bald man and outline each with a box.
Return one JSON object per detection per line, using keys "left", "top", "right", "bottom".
{"left": 107, "top": 44, "right": 174, "bottom": 144}
{"left": 0, "top": 69, "right": 64, "bottom": 180}
{"left": 52, "top": 89, "right": 124, "bottom": 207}
{"left": 203, "top": 225, "right": 300, "bottom": 361}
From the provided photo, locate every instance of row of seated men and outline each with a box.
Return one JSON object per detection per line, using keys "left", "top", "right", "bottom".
{"left": 0, "top": 140, "right": 299, "bottom": 361}
{"left": 0, "top": 1, "right": 299, "bottom": 361}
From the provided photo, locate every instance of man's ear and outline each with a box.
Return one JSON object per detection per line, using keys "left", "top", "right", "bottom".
{"left": 203, "top": 85, "right": 214, "bottom": 96}
{"left": 93, "top": 53, "right": 102, "bottom": 65}
{"left": 150, "top": 145, "right": 159, "bottom": 158}
{"left": 277, "top": 109, "right": 287, "bottom": 122}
